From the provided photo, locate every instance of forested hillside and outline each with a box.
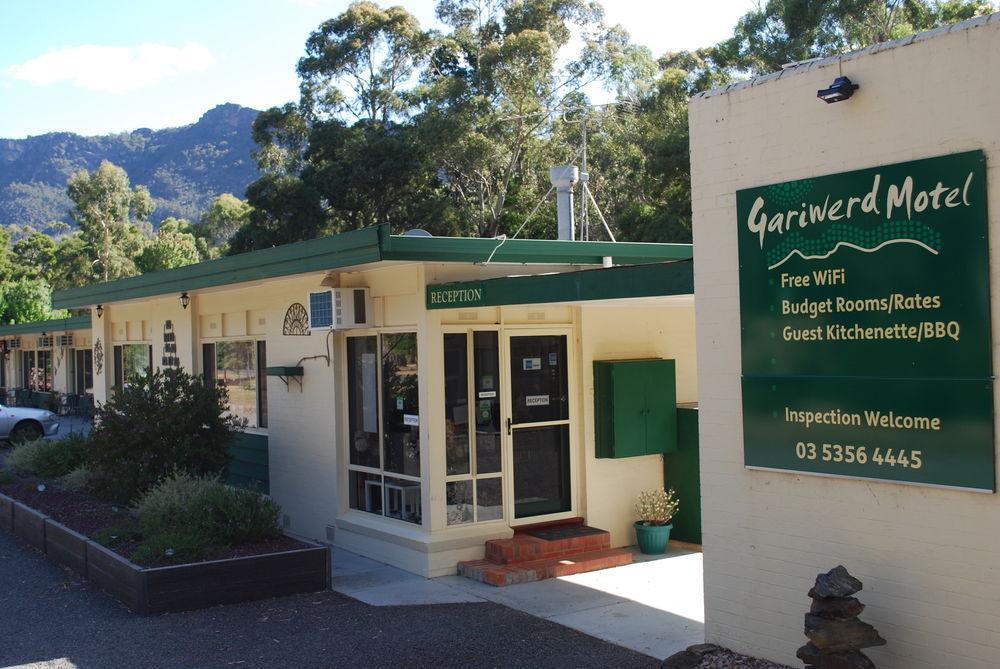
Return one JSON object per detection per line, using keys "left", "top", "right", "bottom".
{"left": 0, "top": 103, "right": 260, "bottom": 234}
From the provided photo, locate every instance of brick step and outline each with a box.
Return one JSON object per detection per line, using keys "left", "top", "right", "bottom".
{"left": 458, "top": 548, "right": 634, "bottom": 587}
{"left": 485, "top": 529, "right": 610, "bottom": 565}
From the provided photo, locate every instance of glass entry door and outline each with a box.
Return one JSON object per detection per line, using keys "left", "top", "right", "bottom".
{"left": 505, "top": 333, "right": 572, "bottom": 520}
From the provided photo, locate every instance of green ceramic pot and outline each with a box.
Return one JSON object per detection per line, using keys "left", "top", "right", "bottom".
{"left": 634, "top": 521, "right": 673, "bottom": 554}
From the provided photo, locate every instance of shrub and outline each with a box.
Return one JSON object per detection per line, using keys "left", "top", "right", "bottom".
{"left": 60, "top": 465, "right": 98, "bottom": 493}
{"left": 87, "top": 368, "right": 245, "bottom": 503}
{"left": 133, "top": 472, "right": 281, "bottom": 546}
{"left": 0, "top": 469, "right": 14, "bottom": 484}
{"left": 6, "top": 435, "right": 86, "bottom": 478}
{"left": 130, "top": 529, "right": 220, "bottom": 566}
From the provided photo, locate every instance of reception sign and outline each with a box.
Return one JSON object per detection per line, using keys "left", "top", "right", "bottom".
{"left": 737, "top": 151, "right": 995, "bottom": 491}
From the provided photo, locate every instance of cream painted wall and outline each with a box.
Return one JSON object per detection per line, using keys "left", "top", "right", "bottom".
{"left": 690, "top": 17, "right": 1000, "bottom": 669}
{"left": 578, "top": 300, "right": 697, "bottom": 547}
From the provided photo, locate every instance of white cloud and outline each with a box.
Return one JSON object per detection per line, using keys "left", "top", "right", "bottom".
{"left": 7, "top": 43, "right": 217, "bottom": 94}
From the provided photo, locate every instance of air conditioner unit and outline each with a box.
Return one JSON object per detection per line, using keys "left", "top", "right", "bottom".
{"left": 57, "top": 334, "right": 74, "bottom": 347}
{"left": 7, "top": 338, "right": 20, "bottom": 349}
{"left": 38, "top": 336, "right": 53, "bottom": 348}
{"left": 308, "top": 287, "right": 372, "bottom": 330}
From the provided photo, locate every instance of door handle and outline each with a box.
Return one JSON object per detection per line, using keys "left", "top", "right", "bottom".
{"left": 506, "top": 417, "right": 512, "bottom": 436}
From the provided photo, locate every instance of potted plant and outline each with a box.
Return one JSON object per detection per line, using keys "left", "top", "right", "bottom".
{"left": 634, "top": 488, "right": 679, "bottom": 554}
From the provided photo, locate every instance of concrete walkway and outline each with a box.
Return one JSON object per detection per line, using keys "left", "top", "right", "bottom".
{"left": 332, "top": 543, "right": 705, "bottom": 660}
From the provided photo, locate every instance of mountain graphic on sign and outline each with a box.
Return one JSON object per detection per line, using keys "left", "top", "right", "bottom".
{"left": 766, "top": 221, "right": 942, "bottom": 270}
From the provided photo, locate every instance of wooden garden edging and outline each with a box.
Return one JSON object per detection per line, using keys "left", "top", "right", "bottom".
{"left": 0, "top": 492, "right": 330, "bottom": 615}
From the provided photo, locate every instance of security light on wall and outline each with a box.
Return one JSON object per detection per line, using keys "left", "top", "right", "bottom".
{"left": 319, "top": 273, "right": 338, "bottom": 288}
{"left": 179, "top": 292, "right": 191, "bottom": 310}
{"left": 817, "top": 76, "right": 859, "bottom": 103}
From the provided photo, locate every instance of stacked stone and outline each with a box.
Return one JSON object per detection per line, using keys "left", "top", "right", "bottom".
{"left": 797, "top": 565, "right": 886, "bottom": 669}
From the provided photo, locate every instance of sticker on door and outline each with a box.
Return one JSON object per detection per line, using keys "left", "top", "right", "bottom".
{"left": 523, "top": 357, "right": 542, "bottom": 370}
{"left": 525, "top": 395, "right": 550, "bottom": 406}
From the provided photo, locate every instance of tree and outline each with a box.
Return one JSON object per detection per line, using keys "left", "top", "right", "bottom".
{"left": 416, "top": 0, "right": 614, "bottom": 237}
{"left": 297, "top": 1, "right": 433, "bottom": 124}
{"left": 67, "top": 161, "right": 153, "bottom": 283}
{"left": 196, "top": 194, "right": 252, "bottom": 248}
{"left": 10, "top": 230, "right": 58, "bottom": 282}
{"left": 134, "top": 218, "right": 203, "bottom": 272}
{"left": 0, "top": 278, "right": 68, "bottom": 325}
{"left": 713, "top": 0, "right": 995, "bottom": 76}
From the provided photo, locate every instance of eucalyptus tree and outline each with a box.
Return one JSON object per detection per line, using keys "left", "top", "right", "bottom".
{"left": 67, "top": 161, "right": 153, "bottom": 282}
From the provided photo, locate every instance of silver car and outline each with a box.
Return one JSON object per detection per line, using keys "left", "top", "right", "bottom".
{"left": 0, "top": 404, "right": 60, "bottom": 443}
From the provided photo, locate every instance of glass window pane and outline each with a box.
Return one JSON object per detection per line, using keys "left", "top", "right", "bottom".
{"left": 347, "top": 336, "right": 380, "bottom": 468}
{"left": 444, "top": 333, "right": 470, "bottom": 475}
{"left": 122, "top": 343, "right": 150, "bottom": 385}
{"left": 509, "top": 335, "right": 568, "bottom": 424}
{"left": 476, "top": 477, "right": 503, "bottom": 522}
{"left": 382, "top": 333, "right": 419, "bottom": 477}
{"left": 83, "top": 349, "right": 93, "bottom": 393}
{"left": 349, "top": 470, "right": 382, "bottom": 516}
{"left": 513, "top": 424, "right": 571, "bottom": 519}
{"left": 216, "top": 340, "right": 257, "bottom": 428}
{"left": 446, "top": 480, "right": 473, "bottom": 525}
{"left": 202, "top": 343, "right": 216, "bottom": 388}
{"left": 384, "top": 476, "right": 421, "bottom": 524}
{"left": 474, "top": 331, "right": 502, "bottom": 473}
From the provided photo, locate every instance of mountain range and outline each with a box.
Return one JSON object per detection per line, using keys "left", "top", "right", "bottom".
{"left": 0, "top": 103, "right": 261, "bottom": 234}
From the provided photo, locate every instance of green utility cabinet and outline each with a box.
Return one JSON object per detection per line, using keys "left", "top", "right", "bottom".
{"left": 593, "top": 358, "right": 677, "bottom": 458}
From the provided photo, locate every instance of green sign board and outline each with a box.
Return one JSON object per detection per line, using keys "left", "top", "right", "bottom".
{"left": 737, "top": 151, "right": 995, "bottom": 491}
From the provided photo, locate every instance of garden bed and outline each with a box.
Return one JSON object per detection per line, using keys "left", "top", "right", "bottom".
{"left": 0, "top": 471, "right": 329, "bottom": 615}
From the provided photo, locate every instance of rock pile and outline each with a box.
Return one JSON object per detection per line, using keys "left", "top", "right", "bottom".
{"left": 797, "top": 565, "right": 885, "bottom": 669}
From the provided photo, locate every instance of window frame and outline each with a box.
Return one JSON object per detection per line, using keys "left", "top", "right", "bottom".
{"left": 113, "top": 343, "right": 152, "bottom": 388}
{"left": 344, "top": 330, "right": 423, "bottom": 526}
{"left": 442, "top": 326, "right": 505, "bottom": 526}
{"left": 201, "top": 336, "right": 268, "bottom": 432}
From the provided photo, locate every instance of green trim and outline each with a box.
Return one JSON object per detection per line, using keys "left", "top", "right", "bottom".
{"left": 265, "top": 366, "right": 304, "bottom": 377}
{"left": 0, "top": 315, "right": 92, "bottom": 336}
{"left": 426, "top": 261, "right": 693, "bottom": 309}
{"left": 381, "top": 230, "right": 692, "bottom": 265}
{"left": 53, "top": 224, "right": 692, "bottom": 309}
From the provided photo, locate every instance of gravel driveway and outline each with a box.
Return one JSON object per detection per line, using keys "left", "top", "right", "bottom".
{"left": 0, "top": 531, "right": 659, "bottom": 669}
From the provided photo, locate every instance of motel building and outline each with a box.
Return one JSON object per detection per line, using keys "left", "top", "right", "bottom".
{"left": 0, "top": 315, "right": 95, "bottom": 415}
{"left": 40, "top": 224, "right": 698, "bottom": 579}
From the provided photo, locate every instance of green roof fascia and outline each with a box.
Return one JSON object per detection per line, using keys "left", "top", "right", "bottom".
{"left": 426, "top": 260, "right": 694, "bottom": 310}
{"left": 0, "top": 315, "right": 93, "bottom": 337}
{"left": 52, "top": 226, "right": 383, "bottom": 309}
{"left": 381, "top": 228, "right": 692, "bottom": 265}
{"left": 52, "top": 222, "right": 693, "bottom": 309}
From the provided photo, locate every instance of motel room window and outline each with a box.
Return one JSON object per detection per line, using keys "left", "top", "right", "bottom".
{"left": 202, "top": 340, "right": 267, "bottom": 429}
{"left": 346, "top": 333, "right": 421, "bottom": 525}
{"left": 21, "top": 350, "right": 53, "bottom": 392}
{"left": 443, "top": 331, "right": 503, "bottom": 525}
{"left": 68, "top": 349, "right": 94, "bottom": 395}
{"left": 113, "top": 344, "right": 152, "bottom": 387}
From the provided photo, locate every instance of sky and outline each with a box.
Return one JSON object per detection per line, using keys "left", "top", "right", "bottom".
{"left": 0, "top": 0, "right": 756, "bottom": 139}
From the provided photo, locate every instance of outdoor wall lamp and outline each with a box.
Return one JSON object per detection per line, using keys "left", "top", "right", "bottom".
{"left": 95, "top": 304, "right": 104, "bottom": 319}
{"left": 179, "top": 292, "right": 191, "bottom": 310}
{"left": 817, "top": 76, "right": 859, "bottom": 103}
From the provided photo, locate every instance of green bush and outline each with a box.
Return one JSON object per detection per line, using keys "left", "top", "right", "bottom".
{"left": 6, "top": 435, "right": 86, "bottom": 478}
{"left": 87, "top": 368, "right": 245, "bottom": 503}
{"left": 60, "top": 465, "right": 98, "bottom": 493}
{"left": 133, "top": 472, "right": 281, "bottom": 547}
{"left": 130, "top": 529, "right": 220, "bottom": 566}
